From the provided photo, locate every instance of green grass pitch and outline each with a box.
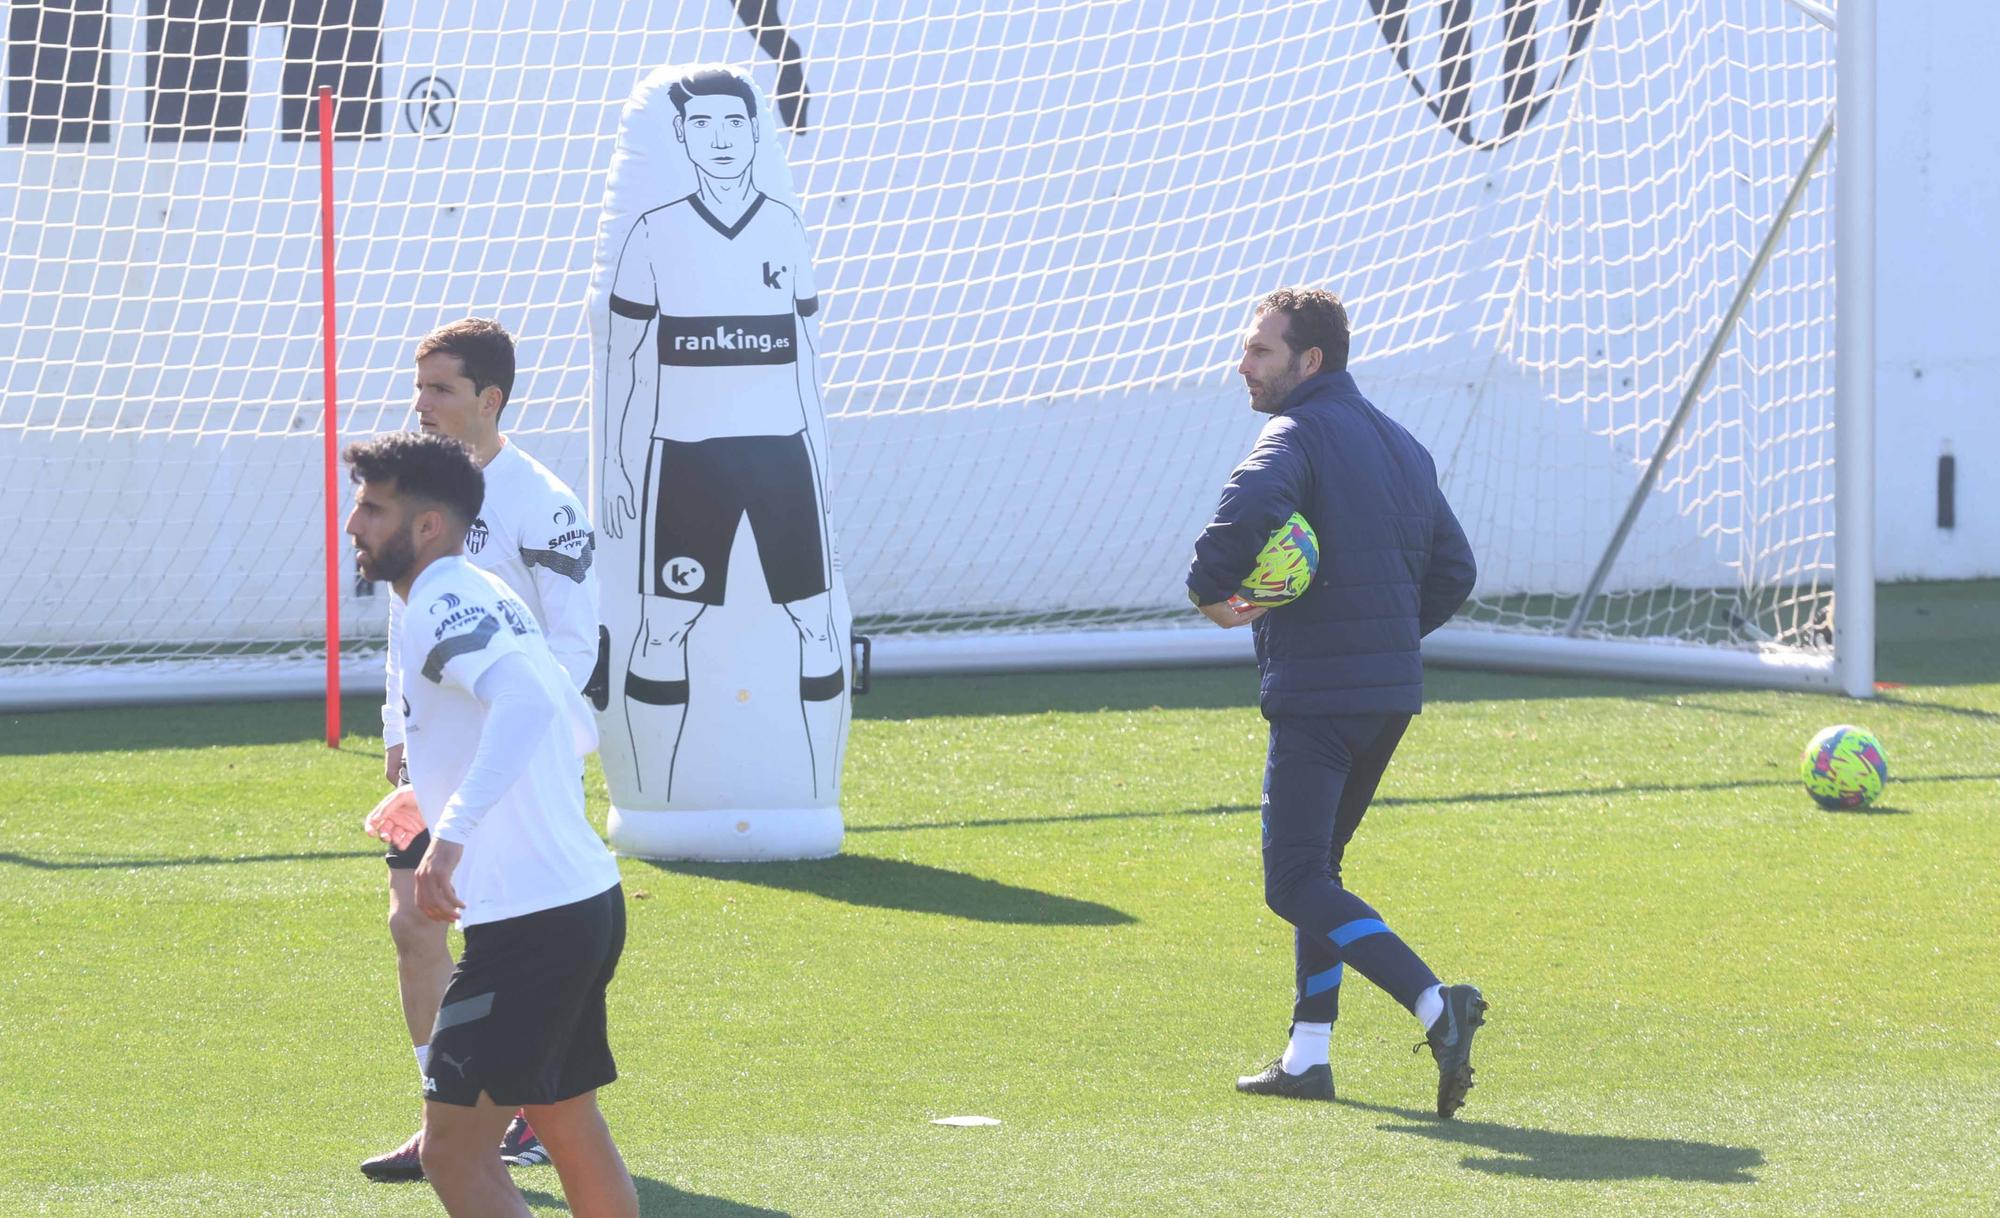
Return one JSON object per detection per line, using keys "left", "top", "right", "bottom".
{"left": 3, "top": 582, "right": 1996, "bottom": 1216}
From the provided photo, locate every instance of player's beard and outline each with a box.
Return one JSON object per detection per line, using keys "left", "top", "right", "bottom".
{"left": 355, "top": 527, "right": 418, "bottom": 584}
{"left": 1251, "top": 356, "right": 1306, "bottom": 414}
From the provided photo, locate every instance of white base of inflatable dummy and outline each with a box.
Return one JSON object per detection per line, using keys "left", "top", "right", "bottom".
{"left": 607, "top": 805, "right": 844, "bottom": 861}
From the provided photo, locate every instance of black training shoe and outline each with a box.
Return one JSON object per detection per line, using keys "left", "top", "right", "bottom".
{"left": 1418, "top": 984, "right": 1488, "bottom": 1119}
{"left": 1235, "top": 1058, "right": 1335, "bottom": 1101}
{"left": 500, "top": 1113, "right": 550, "bottom": 1167}
{"left": 360, "top": 1129, "right": 425, "bottom": 1181}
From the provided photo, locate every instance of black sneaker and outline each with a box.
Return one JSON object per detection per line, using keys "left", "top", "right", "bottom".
{"left": 500, "top": 1113, "right": 550, "bottom": 1167}
{"left": 360, "top": 1130, "right": 424, "bottom": 1181}
{"left": 1235, "top": 1058, "right": 1335, "bottom": 1101}
{"left": 1418, "top": 984, "right": 1487, "bottom": 1119}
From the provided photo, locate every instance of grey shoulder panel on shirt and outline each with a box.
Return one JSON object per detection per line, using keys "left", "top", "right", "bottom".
{"left": 421, "top": 613, "right": 501, "bottom": 684}
{"left": 521, "top": 533, "right": 596, "bottom": 584}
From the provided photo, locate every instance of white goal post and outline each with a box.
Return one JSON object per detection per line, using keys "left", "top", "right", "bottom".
{"left": 0, "top": 0, "right": 1872, "bottom": 711}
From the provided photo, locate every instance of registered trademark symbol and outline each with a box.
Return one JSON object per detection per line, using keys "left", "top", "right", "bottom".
{"left": 403, "top": 76, "right": 456, "bottom": 136}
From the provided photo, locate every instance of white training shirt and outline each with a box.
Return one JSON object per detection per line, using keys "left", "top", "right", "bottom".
{"left": 609, "top": 191, "right": 820, "bottom": 442}
{"left": 398, "top": 556, "right": 619, "bottom": 927}
{"left": 383, "top": 440, "right": 598, "bottom": 748}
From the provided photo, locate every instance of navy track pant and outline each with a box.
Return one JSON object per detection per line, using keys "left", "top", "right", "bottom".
{"left": 1261, "top": 712, "right": 1439, "bottom": 1025}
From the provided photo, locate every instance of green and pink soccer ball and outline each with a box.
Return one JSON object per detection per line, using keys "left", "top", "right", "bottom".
{"left": 1800, "top": 724, "right": 1888, "bottom": 810}
{"left": 1230, "top": 513, "right": 1319, "bottom": 609}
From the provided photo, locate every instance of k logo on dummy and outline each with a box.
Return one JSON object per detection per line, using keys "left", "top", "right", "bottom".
{"left": 590, "top": 64, "right": 852, "bottom": 861}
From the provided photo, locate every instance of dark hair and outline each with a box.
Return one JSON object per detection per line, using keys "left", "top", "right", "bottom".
{"left": 415, "top": 317, "right": 516, "bottom": 415}
{"left": 668, "top": 67, "right": 759, "bottom": 121}
{"left": 1256, "top": 288, "right": 1350, "bottom": 373}
{"left": 343, "top": 431, "right": 484, "bottom": 528}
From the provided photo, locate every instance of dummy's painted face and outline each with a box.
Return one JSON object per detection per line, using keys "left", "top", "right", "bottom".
{"left": 676, "top": 95, "right": 757, "bottom": 180}
{"left": 1238, "top": 309, "right": 1319, "bottom": 415}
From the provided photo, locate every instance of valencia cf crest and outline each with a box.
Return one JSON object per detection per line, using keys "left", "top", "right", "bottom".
{"left": 1369, "top": 0, "right": 1602, "bottom": 150}
{"left": 466, "top": 517, "right": 489, "bottom": 554}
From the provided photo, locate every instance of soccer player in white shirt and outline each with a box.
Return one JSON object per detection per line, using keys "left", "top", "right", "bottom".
{"left": 603, "top": 67, "right": 845, "bottom": 801}
{"left": 368, "top": 319, "right": 602, "bottom": 1179}
{"left": 346, "top": 431, "right": 636, "bottom": 1218}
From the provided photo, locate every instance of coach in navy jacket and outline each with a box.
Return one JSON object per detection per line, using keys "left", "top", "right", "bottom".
{"left": 1186, "top": 344, "right": 1475, "bottom": 715}
{"left": 1189, "top": 288, "right": 1488, "bottom": 1117}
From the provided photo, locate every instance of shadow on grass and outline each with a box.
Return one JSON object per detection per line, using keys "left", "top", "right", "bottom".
{"left": 646, "top": 854, "right": 1134, "bottom": 926}
{"left": 1648, "top": 690, "right": 2000, "bottom": 725}
{"left": 5, "top": 581, "right": 1990, "bottom": 752}
{"left": 522, "top": 1175, "right": 791, "bottom": 1216}
{"left": 854, "top": 663, "right": 1251, "bottom": 720}
{"left": 0, "top": 695, "right": 390, "bottom": 756}
{"left": 1874, "top": 581, "right": 2000, "bottom": 687}
{"left": 1627, "top": 693, "right": 1773, "bottom": 718}
{"left": 0, "top": 667, "right": 1676, "bottom": 745}
{"left": 853, "top": 663, "right": 1727, "bottom": 721}
{"left": 1338, "top": 1098, "right": 1764, "bottom": 1183}
{"left": 1871, "top": 692, "right": 2000, "bottom": 724}
{"left": 0, "top": 848, "right": 379, "bottom": 871}
{"left": 851, "top": 771, "right": 1996, "bottom": 835}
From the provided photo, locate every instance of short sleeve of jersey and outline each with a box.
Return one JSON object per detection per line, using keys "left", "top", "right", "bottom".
{"left": 413, "top": 588, "right": 532, "bottom": 698}
{"left": 520, "top": 487, "right": 596, "bottom": 587}
{"left": 609, "top": 215, "right": 658, "bottom": 321}
{"left": 790, "top": 213, "right": 819, "bottom": 319}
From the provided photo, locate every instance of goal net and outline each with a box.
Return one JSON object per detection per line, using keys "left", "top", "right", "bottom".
{"left": 0, "top": 0, "right": 1860, "bottom": 707}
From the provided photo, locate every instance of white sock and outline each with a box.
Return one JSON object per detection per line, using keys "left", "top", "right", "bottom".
{"left": 1280, "top": 1022, "right": 1331, "bottom": 1073}
{"left": 414, "top": 1043, "right": 431, "bottom": 1077}
{"left": 1414, "top": 984, "right": 1445, "bottom": 1032}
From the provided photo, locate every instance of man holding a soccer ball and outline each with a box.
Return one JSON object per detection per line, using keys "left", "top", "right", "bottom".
{"left": 1188, "top": 288, "right": 1486, "bottom": 1117}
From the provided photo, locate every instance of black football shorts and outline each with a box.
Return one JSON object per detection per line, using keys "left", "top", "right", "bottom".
{"left": 422, "top": 884, "right": 626, "bottom": 1108}
{"left": 639, "top": 431, "right": 828, "bottom": 606}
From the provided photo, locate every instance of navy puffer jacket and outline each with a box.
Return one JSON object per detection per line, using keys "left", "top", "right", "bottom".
{"left": 1186, "top": 370, "right": 1476, "bottom": 718}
